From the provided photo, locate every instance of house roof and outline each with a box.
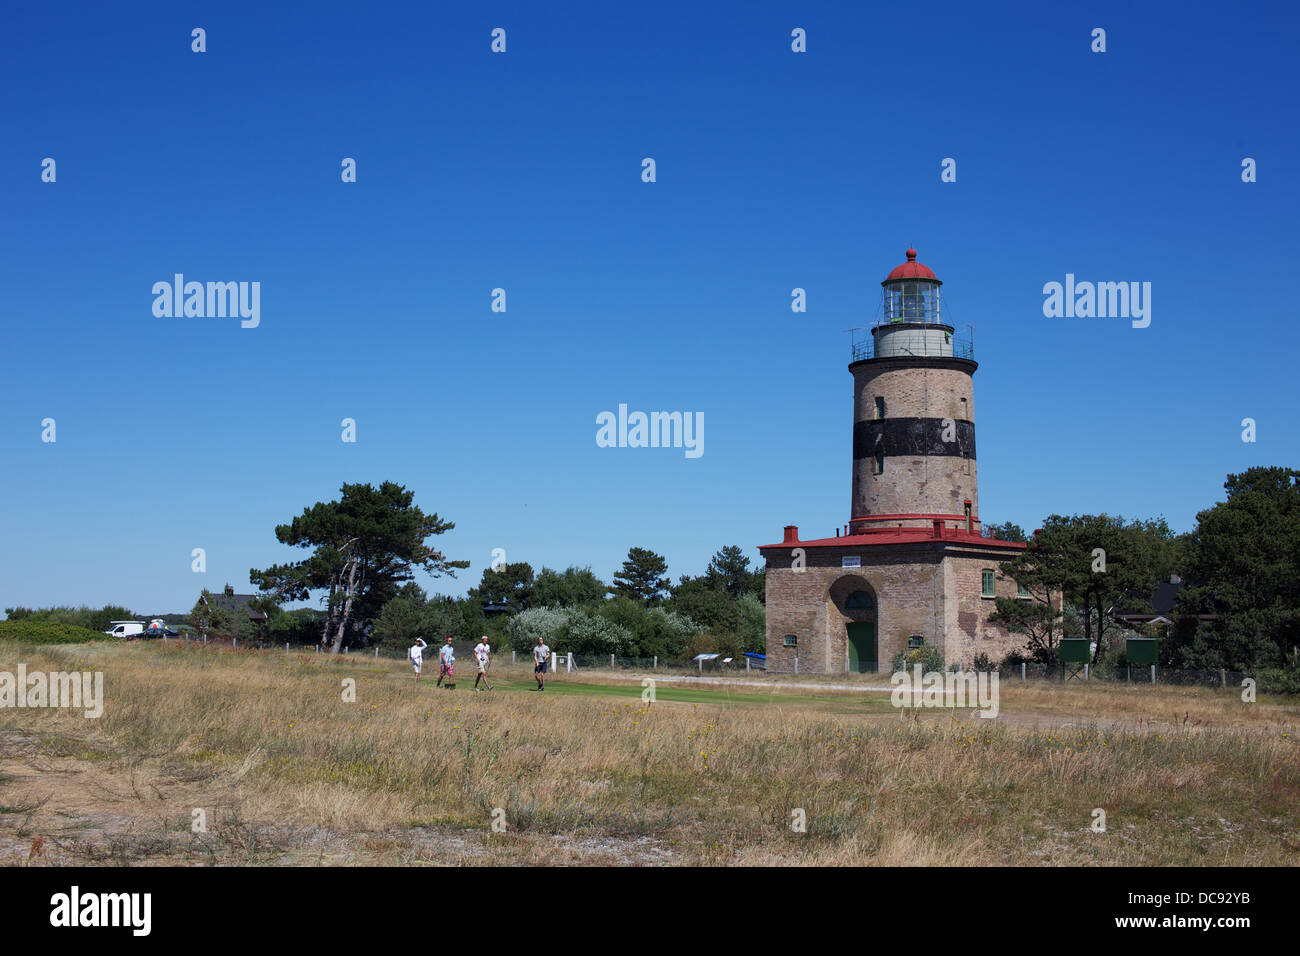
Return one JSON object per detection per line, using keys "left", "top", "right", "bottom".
{"left": 202, "top": 591, "right": 268, "bottom": 621}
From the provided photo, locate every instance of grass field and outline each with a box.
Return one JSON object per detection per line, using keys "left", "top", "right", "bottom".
{"left": 2, "top": 638, "right": 1298, "bottom": 866}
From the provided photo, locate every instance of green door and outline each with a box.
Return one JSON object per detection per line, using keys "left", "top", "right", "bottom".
{"left": 847, "top": 622, "right": 877, "bottom": 673}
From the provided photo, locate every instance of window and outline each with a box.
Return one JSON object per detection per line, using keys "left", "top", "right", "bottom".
{"left": 1017, "top": 582, "right": 1030, "bottom": 599}
{"left": 783, "top": 634, "right": 798, "bottom": 647}
{"left": 874, "top": 396, "right": 885, "bottom": 420}
{"left": 845, "top": 590, "right": 874, "bottom": 610}
{"left": 908, "top": 635, "right": 924, "bottom": 649}
{"left": 875, "top": 452, "right": 885, "bottom": 475}
{"left": 981, "top": 569, "right": 995, "bottom": 598}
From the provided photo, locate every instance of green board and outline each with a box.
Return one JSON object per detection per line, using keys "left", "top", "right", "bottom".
{"left": 1126, "top": 637, "right": 1159, "bottom": 664}
{"left": 1059, "top": 638, "right": 1091, "bottom": 664}
{"left": 847, "top": 622, "right": 876, "bottom": 673}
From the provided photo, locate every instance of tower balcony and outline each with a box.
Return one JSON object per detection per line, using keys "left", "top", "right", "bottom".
{"left": 850, "top": 323, "right": 974, "bottom": 362}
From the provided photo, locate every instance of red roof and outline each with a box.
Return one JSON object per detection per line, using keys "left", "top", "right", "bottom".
{"left": 883, "top": 248, "right": 938, "bottom": 283}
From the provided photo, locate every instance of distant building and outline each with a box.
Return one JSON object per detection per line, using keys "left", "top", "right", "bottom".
{"left": 196, "top": 589, "right": 268, "bottom": 627}
{"left": 759, "top": 249, "right": 1026, "bottom": 674}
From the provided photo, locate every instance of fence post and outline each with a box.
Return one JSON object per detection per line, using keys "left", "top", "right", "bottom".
{"left": 698, "top": 657, "right": 702, "bottom": 674}
{"left": 1021, "top": 662, "right": 1026, "bottom": 682}
{"left": 746, "top": 657, "right": 750, "bottom": 674}
{"left": 653, "top": 656, "right": 657, "bottom": 669}
{"left": 512, "top": 650, "right": 516, "bottom": 665}
{"left": 1083, "top": 663, "right": 1088, "bottom": 681}
{"left": 1127, "top": 664, "right": 1131, "bottom": 682}
{"left": 1220, "top": 667, "right": 1226, "bottom": 688}
{"left": 566, "top": 654, "right": 572, "bottom": 673}
{"left": 1150, "top": 664, "right": 1156, "bottom": 684}
{"left": 375, "top": 648, "right": 379, "bottom": 659}
{"left": 794, "top": 656, "right": 799, "bottom": 675}
{"left": 610, "top": 653, "right": 615, "bottom": 669}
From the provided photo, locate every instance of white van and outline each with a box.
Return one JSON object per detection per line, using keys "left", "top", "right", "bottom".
{"left": 105, "top": 621, "right": 145, "bottom": 639}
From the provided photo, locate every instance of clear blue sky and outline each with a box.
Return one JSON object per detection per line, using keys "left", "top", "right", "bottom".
{"left": 2, "top": 1, "right": 1297, "bottom": 615}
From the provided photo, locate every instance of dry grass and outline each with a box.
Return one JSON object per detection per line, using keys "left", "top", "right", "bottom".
{"left": 1, "top": 639, "right": 1298, "bottom": 865}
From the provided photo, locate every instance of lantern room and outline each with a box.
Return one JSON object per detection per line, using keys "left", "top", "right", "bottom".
{"left": 881, "top": 248, "right": 942, "bottom": 323}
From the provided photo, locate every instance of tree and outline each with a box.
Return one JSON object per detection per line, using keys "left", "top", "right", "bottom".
{"left": 371, "top": 582, "right": 434, "bottom": 647}
{"left": 991, "top": 515, "right": 1178, "bottom": 663}
{"left": 250, "top": 481, "right": 468, "bottom": 653}
{"left": 981, "top": 521, "right": 1027, "bottom": 543}
{"left": 532, "top": 566, "right": 609, "bottom": 608}
{"left": 611, "top": 547, "right": 670, "bottom": 605}
{"left": 704, "top": 546, "right": 760, "bottom": 597}
{"left": 1177, "top": 467, "right": 1300, "bottom": 669}
{"left": 469, "top": 562, "right": 534, "bottom": 613}
{"left": 190, "top": 589, "right": 231, "bottom": 640}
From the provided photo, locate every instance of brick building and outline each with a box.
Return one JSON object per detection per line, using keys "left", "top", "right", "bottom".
{"left": 759, "top": 249, "right": 1026, "bottom": 674}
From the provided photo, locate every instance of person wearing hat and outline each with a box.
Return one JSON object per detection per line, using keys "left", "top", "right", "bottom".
{"left": 472, "top": 636, "right": 492, "bottom": 691}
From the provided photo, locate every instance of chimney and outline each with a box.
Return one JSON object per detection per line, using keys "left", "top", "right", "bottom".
{"left": 783, "top": 525, "right": 799, "bottom": 544}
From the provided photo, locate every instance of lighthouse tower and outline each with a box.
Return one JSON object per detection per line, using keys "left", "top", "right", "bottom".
{"left": 849, "top": 249, "right": 979, "bottom": 534}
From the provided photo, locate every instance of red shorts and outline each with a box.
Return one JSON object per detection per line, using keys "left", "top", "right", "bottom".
{"left": 440, "top": 663, "right": 454, "bottom": 677}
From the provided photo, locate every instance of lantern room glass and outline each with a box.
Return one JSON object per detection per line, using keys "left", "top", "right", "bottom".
{"left": 883, "top": 280, "right": 941, "bottom": 323}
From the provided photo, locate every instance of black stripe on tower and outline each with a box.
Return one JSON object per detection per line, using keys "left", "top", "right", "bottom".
{"left": 853, "top": 418, "right": 976, "bottom": 460}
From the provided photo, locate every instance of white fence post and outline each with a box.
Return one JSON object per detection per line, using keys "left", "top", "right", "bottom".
{"left": 1021, "top": 662, "right": 1026, "bottom": 682}
{"left": 610, "top": 653, "right": 615, "bottom": 669}
{"left": 746, "top": 657, "right": 750, "bottom": 674}
{"left": 566, "top": 653, "right": 572, "bottom": 673}
{"left": 375, "top": 648, "right": 379, "bottom": 659}
{"left": 1151, "top": 664, "right": 1156, "bottom": 684}
{"left": 698, "top": 657, "right": 702, "bottom": 674}
{"left": 653, "top": 656, "right": 657, "bottom": 669}
{"left": 512, "top": 650, "right": 516, "bottom": 665}
{"left": 794, "top": 656, "right": 799, "bottom": 675}
{"left": 1084, "top": 663, "right": 1089, "bottom": 681}
{"left": 233, "top": 637, "right": 237, "bottom": 649}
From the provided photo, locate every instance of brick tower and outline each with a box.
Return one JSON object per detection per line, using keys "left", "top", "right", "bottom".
{"left": 759, "top": 248, "right": 1026, "bottom": 675}
{"left": 850, "top": 248, "right": 978, "bottom": 533}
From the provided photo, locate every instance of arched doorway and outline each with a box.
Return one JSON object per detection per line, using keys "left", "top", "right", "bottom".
{"left": 828, "top": 576, "right": 878, "bottom": 674}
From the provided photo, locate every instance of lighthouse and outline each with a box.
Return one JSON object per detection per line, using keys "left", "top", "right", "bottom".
{"left": 759, "top": 248, "right": 1026, "bottom": 675}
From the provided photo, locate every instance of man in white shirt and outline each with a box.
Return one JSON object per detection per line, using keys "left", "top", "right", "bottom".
{"left": 473, "top": 637, "right": 492, "bottom": 691}
{"left": 437, "top": 636, "right": 456, "bottom": 689}
{"left": 533, "top": 636, "right": 550, "bottom": 691}
{"left": 408, "top": 637, "right": 427, "bottom": 683}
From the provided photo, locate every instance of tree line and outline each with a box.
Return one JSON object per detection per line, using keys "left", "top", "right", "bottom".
{"left": 985, "top": 466, "right": 1299, "bottom": 686}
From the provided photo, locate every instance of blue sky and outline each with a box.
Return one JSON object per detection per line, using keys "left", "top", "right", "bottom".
{"left": 2, "top": 1, "right": 1297, "bottom": 614}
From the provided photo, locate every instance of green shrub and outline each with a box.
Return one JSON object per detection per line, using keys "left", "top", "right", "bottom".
{"left": 0, "top": 620, "right": 114, "bottom": 644}
{"left": 1254, "top": 668, "right": 1300, "bottom": 695}
{"left": 890, "top": 645, "right": 945, "bottom": 674}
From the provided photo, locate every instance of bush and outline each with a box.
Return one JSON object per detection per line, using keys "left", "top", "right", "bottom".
{"left": 972, "top": 652, "right": 994, "bottom": 671}
{"left": 3, "top": 605, "right": 135, "bottom": 633}
{"left": 593, "top": 597, "right": 700, "bottom": 658}
{"left": 0, "top": 620, "right": 114, "bottom": 644}
{"left": 507, "top": 607, "right": 569, "bottom": 654}
{"left": 1254, "top": 668, "right": 1300, "bottom": 695}
{"left": 889, "top": 645, "right": 945, "bottom": 675}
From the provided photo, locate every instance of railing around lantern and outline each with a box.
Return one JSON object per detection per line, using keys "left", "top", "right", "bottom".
{"left": 849, "top": 326, "right": 974, "bottom": 362}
